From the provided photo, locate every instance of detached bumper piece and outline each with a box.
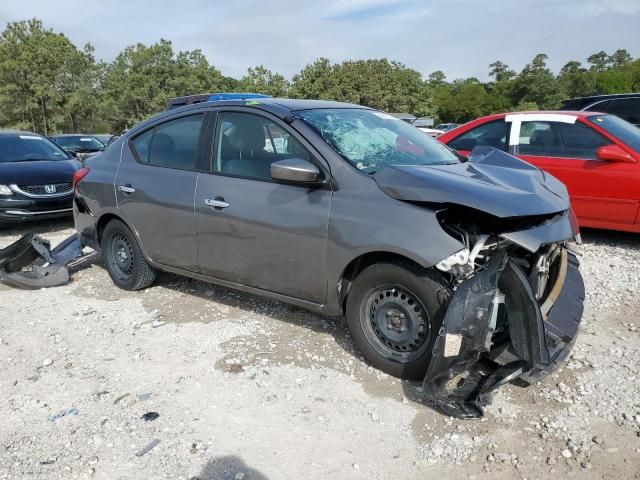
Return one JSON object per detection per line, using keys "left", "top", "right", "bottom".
{"left": 0, "top": 233, "right": 97, "bottom": 288}
{"left": 422, "top": 249, "right": 584, "bottom": 419}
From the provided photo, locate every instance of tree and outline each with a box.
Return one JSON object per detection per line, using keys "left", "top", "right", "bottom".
{"left": 428, "top": 70, "right": 447, "bottom": 85}
{"left": 239, "top": 65, "right": 289, "bottom": 97}
{"left": 587, "top": 50, "right": 610, "bottom": 72}
{"left": 609, "top": 49, "right": 632, "bottom": 69}
{"left": 512, "top": 54, "right": 564, "bottom": 109}
{"left": 98, "top": 40, "right": 177, "bottom": 132}
{"left": 489, "top": 61, "right": 515, "bottom": 82}
{"left": 558, "top": 61, "right": 596, "bottom": 99}
{"left": 0, "top": 19, "right": 95, "bottom": 134}
{"left": 289, "top": 58, "right": 340, "bottom": 99}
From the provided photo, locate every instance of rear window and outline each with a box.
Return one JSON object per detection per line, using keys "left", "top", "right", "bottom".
{"left": 602, "top": 98, "right": 640, "bottom": 125}
{"left": 52, "top": 135, "right": 104, "bottom": 151}
{"left": 0, "top": 134, "right": 69, "bottom": 163}
{"left": 130, "top": 114, "right": 204, "bottom": 170}
{"left": 588, "top": 114, "right": 640, "bottom": 153}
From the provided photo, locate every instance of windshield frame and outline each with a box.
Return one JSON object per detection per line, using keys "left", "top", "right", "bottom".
{"left": 0, "top": 133, "right": 73, "bottom": 163}
{"left": 297, "top": 108, "right": 462, "bottom": 174}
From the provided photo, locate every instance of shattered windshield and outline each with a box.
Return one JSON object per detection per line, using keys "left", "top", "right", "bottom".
{"left": 298, "top": 108, "right": 461, "bottom": 173}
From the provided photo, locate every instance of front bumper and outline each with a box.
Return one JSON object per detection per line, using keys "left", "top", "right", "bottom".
{"left": 422, "top": 248, "right": 584, "bottom": 418}
{"left": 0, "top": 195, "right": 73, "bottom": 223}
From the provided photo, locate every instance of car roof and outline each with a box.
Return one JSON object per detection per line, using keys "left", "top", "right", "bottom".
{"left": 481, "top": 110, "right": 601, "bottom": 121}
{"left": 0, "top": 129, "right": 44, "bottom": 137}
{"left": 128, "top": 98, "right": 371, "bottom": 136}
{"left": 561, "top": 93, "right": 640, "bottom": 110}
{"left": 50, "top": 133, "right": 98, "bottom": 137}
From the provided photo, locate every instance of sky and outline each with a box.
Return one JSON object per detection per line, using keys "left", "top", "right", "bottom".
{"left": 1, "top": 0, "right": 639, "bottom": 81}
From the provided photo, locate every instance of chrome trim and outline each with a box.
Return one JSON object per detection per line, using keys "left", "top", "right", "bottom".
{"left": 3, "top": 208, "right": 73, "bottom": 216}
{"left": 205, "top": 198, "right": 230, "bottom": 209}
{"left": 9, "top": 184, "right": 72, "bottom": 198}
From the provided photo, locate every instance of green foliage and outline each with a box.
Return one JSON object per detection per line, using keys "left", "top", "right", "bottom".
{"left": 0, "top": 18, "right": 637, "bottom": 133}
{"left": 239, "top": 65, "right": 289, "bottom": 97}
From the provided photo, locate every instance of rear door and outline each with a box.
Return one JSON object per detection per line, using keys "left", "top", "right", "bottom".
{"left": 194, "top": 108, "right": 332, "bottom": 303}
{"left": 513, "top": 118, "right": 639, "bottom": 227}
{"left": 115, "top": 112, "right": 207, "bottom": 271}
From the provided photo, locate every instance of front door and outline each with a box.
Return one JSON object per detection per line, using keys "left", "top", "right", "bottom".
{"left": 512, "top": 118, "right": 639, "bottom": 227}
{"left": 195, "top": 109, "right": 332, "bottom": 304}
{"left": 115, "top": 113, "right": 206, "bottom": 271}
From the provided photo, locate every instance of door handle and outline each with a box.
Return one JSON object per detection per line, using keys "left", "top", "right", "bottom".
{"left": 117, "top": 185, "right": 136, "bottom": 194}
{"left": 204, "top": 198, "right": 230, "bottom": 209}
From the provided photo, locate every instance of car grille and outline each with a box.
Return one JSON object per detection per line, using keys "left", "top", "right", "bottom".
{"left": 16, "top": 182, "right": 73, "bottom": 197}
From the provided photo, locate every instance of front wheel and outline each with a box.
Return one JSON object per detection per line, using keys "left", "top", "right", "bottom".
{"left": 345, "top": 262, "right": 451, "bottom": 379}
{"left": 102, "top": 219, "right": 156, "bottom": 291}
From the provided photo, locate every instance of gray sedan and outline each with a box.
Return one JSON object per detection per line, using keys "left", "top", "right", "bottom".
{"left": 72, "top": 98, "right": 584, "bottom": 417}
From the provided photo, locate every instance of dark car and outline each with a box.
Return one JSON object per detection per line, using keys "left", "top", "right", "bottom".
{"left": 50, "top": 134, "right": 106, "bottom": 160}
{"left": 434, "top": 122, "right": 460, "bottom": 132}
{"left": 0, "top": 130, "right": 81, "bottom": 223}
{"left": 92, "top": 134, "right": 113, "bottom": 146}
{"left": 73, "top": 97, "right": 584, "bottom": 417}
{"left": 560, "top": 93, "right": 640, "bottom": 126}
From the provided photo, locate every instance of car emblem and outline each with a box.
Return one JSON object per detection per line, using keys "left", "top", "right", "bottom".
{"left": 44, "top": 185, "right": 56, "bottom": 194}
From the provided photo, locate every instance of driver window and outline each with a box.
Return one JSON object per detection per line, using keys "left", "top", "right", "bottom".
{"left": 448, "top": 120, "right": 508, "bottom": 151}
{"left": 213, "top": 112, "right": 312, "bottom": 180}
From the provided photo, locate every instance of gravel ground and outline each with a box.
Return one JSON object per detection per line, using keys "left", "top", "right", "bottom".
{"left": 1, "top": 219, "right": 639, "bottom": 480}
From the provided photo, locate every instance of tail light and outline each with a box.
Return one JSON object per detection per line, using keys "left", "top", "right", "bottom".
{"left": 73, "top": 167, "right": 90, "bottom": 192}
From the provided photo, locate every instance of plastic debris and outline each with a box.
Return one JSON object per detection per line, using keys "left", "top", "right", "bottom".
{"left": 135, "top": 439, "right": 160, "bottom": 457}
{"left": 141, "top": 412, "right": 159, "bottom": 422}
{"left": 48, "top": 407, "right": 79, "bottom": 422}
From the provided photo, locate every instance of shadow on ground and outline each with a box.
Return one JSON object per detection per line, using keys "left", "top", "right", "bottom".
{"left": 0, "top": 217, "right": 73, "bottom": 237}
{"left": 580, "top": 227, "right": 640, "bottom": 249}
{"left": 192, "top": 455, "right": 269, "bottom": 480}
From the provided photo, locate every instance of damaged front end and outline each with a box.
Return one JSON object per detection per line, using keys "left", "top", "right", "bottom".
{"left": 423, "top": 207, "right": 584, "bottom": 418}
{"left": 0, "top": 233, "right": 96, "bottom": 288}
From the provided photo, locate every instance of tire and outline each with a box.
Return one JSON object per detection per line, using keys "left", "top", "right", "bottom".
{"left": 345, "top": 262, "right": 451, "bottom": 380}
{"left": 101, "top": 219, "right": 156, "bottom": 291}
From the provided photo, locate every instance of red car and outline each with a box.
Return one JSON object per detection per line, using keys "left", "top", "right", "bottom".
{"left": 438, "top": 111, "right": 640, "bottom": 233}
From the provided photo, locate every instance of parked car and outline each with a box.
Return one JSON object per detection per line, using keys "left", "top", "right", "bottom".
{"left": 560, "top": 93, "right": 640, "bottom": 126}
{"left": 73, "top": 97, "right": 584, "bottom": 417}
{"left": 438, "top": 111, "right": 640, "bottom": 233}
{"left": 411, "top": 119, "right": 443, "bottom": 137}
{"left": 0, "top": 130, "right": 80, "bottom": 223}
{"left": 92, "top": 134, "right": 114, "bottom": 146}
{"left": 49, "top": 134, "right": 105, "bottom": 160}
{"left": 434, "top": 122, "right": 460, "bottom": 132}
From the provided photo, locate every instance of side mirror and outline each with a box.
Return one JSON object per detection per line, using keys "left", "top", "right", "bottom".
{"left": 597, "top": 144, "right": 635, "bottom": 163}
{"left": 271, "top": 158, "right": 320, "bottom": 184}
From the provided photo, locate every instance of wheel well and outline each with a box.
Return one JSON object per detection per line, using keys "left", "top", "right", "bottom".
{"left": 339, "top": 252, "right": 427, "bottom": 314}
{"left": 96, "top": 213, "right": 122, "bottom": 247}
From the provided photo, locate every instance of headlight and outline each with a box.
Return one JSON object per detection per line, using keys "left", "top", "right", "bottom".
{"left": 0, "top": 184, "right": 13, "bottom": 196}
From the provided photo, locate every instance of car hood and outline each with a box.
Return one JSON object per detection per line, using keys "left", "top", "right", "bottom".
{"left": 373, "top": 146, "right": 569, "bottom": 218}
{"left": 0, "top": 159, "right": 80, "bottom": 185}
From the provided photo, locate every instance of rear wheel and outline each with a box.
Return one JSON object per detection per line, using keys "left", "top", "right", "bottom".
{"left": 102, "top": 220, "right": 156, "bottom": 291}
{"left": 346, "top": 262, "right": 451, "bottom": 379}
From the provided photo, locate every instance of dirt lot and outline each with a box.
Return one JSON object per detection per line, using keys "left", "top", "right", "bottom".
{"left": 1, "top": 219, "right": 639, "bottom": 480}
